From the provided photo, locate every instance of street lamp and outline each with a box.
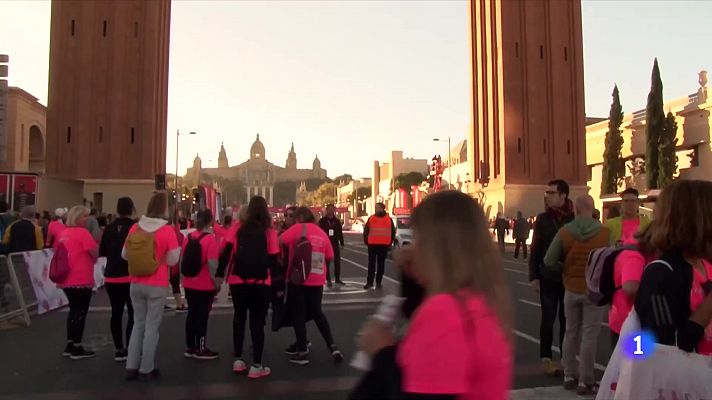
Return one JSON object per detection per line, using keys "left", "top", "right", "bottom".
{"left": 175, "top": 129, "right": 197, "bottom": 222}
{"left": 433, "top": 137, "right": 452, "bottom": 190}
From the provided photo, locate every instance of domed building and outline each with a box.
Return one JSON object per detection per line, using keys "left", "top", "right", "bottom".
{"left": 185, "top": 134, "right": 327, "bottom": 205}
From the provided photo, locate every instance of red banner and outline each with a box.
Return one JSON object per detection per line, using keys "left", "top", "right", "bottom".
{"left": 13, "top": 175, "right": 37, "bottom": 211}
{"left": 398, "top": 188, "right": 407, "bottom": 208}
{"left": 411, "top": 185, "right": 422, "bottom": 208}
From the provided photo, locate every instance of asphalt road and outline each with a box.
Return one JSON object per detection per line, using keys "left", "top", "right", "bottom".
{"left": 0, "top": 233, "right": 612, "bottom": 400}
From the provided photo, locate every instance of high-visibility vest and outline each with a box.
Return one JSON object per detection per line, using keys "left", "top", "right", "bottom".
{"left": 367, "top": 215, "right": 392, "bottom": 245}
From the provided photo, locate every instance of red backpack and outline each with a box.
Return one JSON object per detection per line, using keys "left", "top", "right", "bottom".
{"left": 49, "top": 241, "right": 71, "bottom": 284}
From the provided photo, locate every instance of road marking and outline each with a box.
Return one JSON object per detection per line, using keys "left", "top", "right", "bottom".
{"left": 516, "top": 281, "right": 530, "bottom": 287}
{"left": 341, "top": 256, "right": 400, "bottom": 284}
{"left": 504, "top": 267, "right": 528, "bottom": 275}
{"left": 513, "top": 329, "right": 607, "bottom": 372}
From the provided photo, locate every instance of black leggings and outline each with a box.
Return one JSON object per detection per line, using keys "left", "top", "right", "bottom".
{"left": 63, "top": 288, "right": 93, "bottom": 344}
{"left": 288, "top": 285, "right": 335, "bottom": 352}
{"left": 185, "top": 288, "right": 215, "bottom": 350}
{"left": 231, "top": 284, "right": 270, "bottom": 364}
{"left": 105, "top": 282, "right": 134, "bottom": 350}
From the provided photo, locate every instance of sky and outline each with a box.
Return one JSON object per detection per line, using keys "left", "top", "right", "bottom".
{"left": 1, "top": 0, "right": 711, "bottom": 178}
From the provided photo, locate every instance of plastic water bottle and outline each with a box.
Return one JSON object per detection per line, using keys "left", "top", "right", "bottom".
{"left": 350, "top": 294, "right": 405, "bottom": 371}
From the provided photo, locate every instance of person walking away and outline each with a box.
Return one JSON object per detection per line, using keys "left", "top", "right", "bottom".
{"left": 169, "top": 219, "right": 188, "bottom": 312}
{"left": 493, "top": 212, "right": 509, "bottom": 254}
{"left": 529, "top": 179, "right": 574, "bottom": 376}
{"left": 543, "top": 194, "right": 609, "bottom": 395}
{"left": 350, "top": 191, "right": 512, "bottom": 400}
{"left": 635, "top": 180, "right": 712, "bottom": 356}
{"left": 122, "top": 192, "right": 180, "bottom": 380}
{"left": 605, "top": 188, "right": 650, "bottom": 245}
{"left": 513, "top": 211, "right": 530, "bottom": 259}
{"left": 318, "top": 204, "right": 345, "bottom": 287}
{"left": 280, "top": 206, "right": 344, "bottom": 366}
{"left": 3, "top": 205, "right": 44, "bottom": 253}
{"left": 363, "top": 202, "right": 395, "bottom": 290}
{"left": 56, "top": 206, "right": 99, "bottom": 360}
{"left": 85, "top": 208, "right": 101, "bottom": 242}
{"left": 46, "top": 208, "right": 67, "bottom": 249}
{"left": 215, "top": 196, "right": 277, "bottom": 378}
{"left": 181, "top": 209, "right": 220, "bottom": 361}
{"left": 100, "top": 197, "right": 136, "bottom": 361}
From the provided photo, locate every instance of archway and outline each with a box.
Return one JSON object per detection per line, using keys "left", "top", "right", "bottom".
{"left": 28, "top": 125, "right": 44, "bottom": 173}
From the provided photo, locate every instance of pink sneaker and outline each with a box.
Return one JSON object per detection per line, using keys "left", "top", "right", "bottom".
{"left": 247, "top": 365, "right": 271, "bottom": 379}
{"left": 232, "top": 359, "right": 247, "bottom": 373}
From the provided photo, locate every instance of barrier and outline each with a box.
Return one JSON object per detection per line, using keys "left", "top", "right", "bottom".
{"left": 0, "top": 255, "right": 31, "bottom": 326}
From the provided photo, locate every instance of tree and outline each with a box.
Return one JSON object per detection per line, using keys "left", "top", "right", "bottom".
{"left": 394, "top": 172, "right": 427, "bottom": 190}
{"left": 657, "top": 111, "right": 678, "bottom": 188}
{"left": 203, "top": 174, "right": 246, "bottom": 207}
{"left": 333, "top": 174, "right": 353, "bottom": 185}
{"left": 346, "top": 186, "right": 372, "bottom": 204}
{"left": 305, "top": 182, "right": 338, "bottom": 206}
{"left": 273, "top": 181, "right": 297, "bottom": 206}
{"left": 600, "top": 85, "right": 625, "bottom": 195}
{"left": 645, "top": 59, "right": 665, "bottom": 189}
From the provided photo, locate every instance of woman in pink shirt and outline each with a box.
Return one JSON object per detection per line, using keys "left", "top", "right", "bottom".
{"left": 352, "top": 191, "right": 513, "bottom": 400}
{"left": 181, "top": 209, "right": 220, "bottom": 361}
{"left": 122, "top": 192, "right": 181, "bottom": 380}
{"left": 279, "top": 206, "right": 344, "bottom": 366}
{"left": 215, "top": 196, "right": 278, "bottom": 378}
{"left": 56, "top": 206, "right": 99, "bottom": 360}
{"left": 45, "top": 208, "right": 67, "bottom": 249}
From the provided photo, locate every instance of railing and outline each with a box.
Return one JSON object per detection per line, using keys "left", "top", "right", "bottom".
{"left": 0, "top": 254, "right": 33, "bottom": 326}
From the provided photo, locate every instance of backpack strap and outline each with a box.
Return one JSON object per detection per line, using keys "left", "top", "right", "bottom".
{"left": 301, "top": 223, "right": 307, "bottom": 239}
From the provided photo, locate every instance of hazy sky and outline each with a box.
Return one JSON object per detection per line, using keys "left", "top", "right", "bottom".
{"left": 1, "top": 1, "right": 710, "bottom": 178}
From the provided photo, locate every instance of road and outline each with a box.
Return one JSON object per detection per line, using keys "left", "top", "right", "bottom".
{"left": 0, "top": 233, "right": 612, "bottom": 400}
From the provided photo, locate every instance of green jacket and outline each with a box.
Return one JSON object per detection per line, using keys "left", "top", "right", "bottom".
{"left": 604, "top": 215, "right": 651, "bottom": 244}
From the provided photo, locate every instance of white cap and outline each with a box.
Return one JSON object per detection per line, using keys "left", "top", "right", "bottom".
{"left": 55, "top": 208, "right": 67, "bottom": 218}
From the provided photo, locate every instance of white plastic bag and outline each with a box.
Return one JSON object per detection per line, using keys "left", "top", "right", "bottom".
{"left": 596, "top": 309, "right": 641, "bottom": 400}
{"left": 614, "top": 344, "right": 712, "bottom": 400}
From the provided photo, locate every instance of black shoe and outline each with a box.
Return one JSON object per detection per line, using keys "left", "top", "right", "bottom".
{"left": 289, "top": 351, "right": 310, "bottom": 366}
{"left": 330, "top": 345, "right": 344, "bottom": 363}
{"left": 336, "top": 280, "right": 346, "bottom": 286}
{"left": 363, "top": 284, "right": 373, "bottom": 290}
{"left": 327, "top": 281, "right": 333, "bottom": 288}
{"left": 140, "top": 369, "right": 161, "bottom": 380}
{"left": 70, "top": 346, "right": 96, "bottom": 360}
{"left": 376, "top": 283, "right": 383, "bottom": 289}
{"left": 285, "top": 341, "right": 312, "bottom": 356}
{"left": 114, "top": 349, "right": 128, "bottom": 362}
{"left": 125, "top": 369, "right": 139, "bottom": 381}
{"left": 193, "top": 348, "right": 219, "bottom": 360}
{"left": 62, "top": 343, "right": 74, "bottom": 357}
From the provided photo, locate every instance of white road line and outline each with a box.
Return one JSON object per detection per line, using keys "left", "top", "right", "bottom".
{"left": 504, "top": 267, "right": 528, "bottom": 275}
{"left": 513, "top": 329, "right": 607, "bottom": 372}
{"left": 341, "top": 256, "right": 400, "bottom": 284}
{"left": 516, "top": 281, "right": 530, "bottom": 287}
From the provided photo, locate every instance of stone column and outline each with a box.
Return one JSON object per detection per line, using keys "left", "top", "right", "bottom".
{"left": 269, "top": 186, "right": 274, "bottom": 205}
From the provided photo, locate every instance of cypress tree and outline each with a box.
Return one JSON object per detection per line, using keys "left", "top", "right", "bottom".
{"left": 645, "top": 59, "right": 665, "bottom": 189}
{"left": 657, "top": 111, "right": 678, "bottom": 188}
{"left": 601, "top": 85, "right": 625, "bottom": 195}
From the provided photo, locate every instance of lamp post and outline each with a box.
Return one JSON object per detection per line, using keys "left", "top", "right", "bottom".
{"left": 433, "top": 137, "right": 452, "bottom": 189}
{"left": 175, "top": 129, "right": 197, "bottom": 222}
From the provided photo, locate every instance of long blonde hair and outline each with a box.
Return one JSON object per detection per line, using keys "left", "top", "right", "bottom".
{"left": 66, "top": 206, "right": 90, "bottom": 227}
{"left": 411, "top": 190, "right": 513, "bottom": 336}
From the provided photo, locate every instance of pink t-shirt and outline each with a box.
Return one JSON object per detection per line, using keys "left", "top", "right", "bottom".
{"left": 397, "top": 292, "right": 512, "bottom": 399}
{"left": 620, "top": 219, "right": 640, "bottom": 244}
{"left": 56, "top": 227, "right": 98, "bottom": 288}
{"left": 689, "top": 259, "right": 712, "bottom": 355}
{"left": 46, "top": 220, "right": 66, "bottom": 249}
{"left": 127, "top": 224, "right": 180, "bottom": 288}
{"left": 609, "top": 248, "right": 647, "bottom": 334}
{"left": 181, "top": 230, "right": 219, "bottom": 291}
{"left": 226, "top": 223, "right": 279, "bottom": 286}
{"left": 280, "top": 223, "right": 333, "bottom": 287}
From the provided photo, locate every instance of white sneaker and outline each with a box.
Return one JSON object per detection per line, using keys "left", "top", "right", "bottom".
{"left": 247, "top": 365, "right": 271, "bottom": 379}
{"left": 232, "top": 359, "right": 247, "bottom": 373}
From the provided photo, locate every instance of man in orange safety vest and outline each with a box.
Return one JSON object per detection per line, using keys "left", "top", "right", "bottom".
{"left": 363, "top": 202, "right": 395, "bottom": 289}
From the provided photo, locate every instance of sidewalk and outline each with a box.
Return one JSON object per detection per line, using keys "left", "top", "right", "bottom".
{"left": 510, "top": 386, "right": 594, "bottom": 400}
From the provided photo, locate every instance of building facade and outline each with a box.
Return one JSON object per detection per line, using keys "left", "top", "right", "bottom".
{"left": 370, "top": 151, "right": 428, "bottom": 214}
{"left": 467, "top": 0, "right": 587, "bottom": 219}
{"left": 586, "top": 71, "right": 711, "bottom": 211}
{"left": 45, "top": 0, "right": 171, "bottom": 213}
{"left": 1, "top": 87, "right": 46, "bottom": 174}
{"left": 185, "top": 134, "right": 327, "bottom": 205}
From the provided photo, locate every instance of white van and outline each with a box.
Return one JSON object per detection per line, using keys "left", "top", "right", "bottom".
{"left": 391, "top": 215, "right": 413, "bottom": 248}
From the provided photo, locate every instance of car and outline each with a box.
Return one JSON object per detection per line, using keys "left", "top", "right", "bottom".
{"left": 391, "top": 215, "right": 413, "bottom": 248}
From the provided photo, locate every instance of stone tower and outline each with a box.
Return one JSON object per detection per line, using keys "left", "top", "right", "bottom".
{"left": 218, "top": 142, "right": 229, "bottom": 168}
{"left": 286, "top": 143, "right": 297, "bottom": 169}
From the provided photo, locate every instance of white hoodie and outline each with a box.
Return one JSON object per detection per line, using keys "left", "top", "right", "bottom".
{"left": 121, "top": 216, "right": 181, "bottom": 266}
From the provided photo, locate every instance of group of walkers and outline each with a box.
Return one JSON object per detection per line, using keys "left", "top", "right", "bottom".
{"left": 528, "top": 179, "right": 712, "bottom": 396}
{"left": 50, "top": 191, "right": 345, "bottom": 381}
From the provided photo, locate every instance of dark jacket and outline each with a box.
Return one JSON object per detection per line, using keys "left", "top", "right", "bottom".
{"left": 100, "top": 217, "right": 135, "bottom": 278}
{"left": 528, "top": 210, "right": 574, "bottom": 282}
{"left": 3, "top": 219, "right": 43, "bottom": 253}
{"left": 493, "top": 218, "right": 509, "bottom": 237}
{"left": 635, "top": 251, "right": 706, "bottom": 353}
{"left": 513, "top": 218, "right": 530, "bottom": 240}
{"left": 318, "top": 216, "right": 344, "bottom": 246}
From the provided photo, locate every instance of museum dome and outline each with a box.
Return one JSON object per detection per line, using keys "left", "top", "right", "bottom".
{"left": 250, "top": 134, "right": 265, "bottom": 160}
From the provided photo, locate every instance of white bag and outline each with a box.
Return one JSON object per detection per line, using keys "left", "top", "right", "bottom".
{"left": 596, "top": 309, "right": 641, "bottom": 400}
{"left": 614, "top": 344, "right": 712, "bottom": 400}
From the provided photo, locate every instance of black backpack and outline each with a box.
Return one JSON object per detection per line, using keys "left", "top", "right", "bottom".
{"left": 181, "top": 232, "right": 209, "bottom": 277}
{"left": 233, "top": 225, "right": 269, "bottom": 280}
